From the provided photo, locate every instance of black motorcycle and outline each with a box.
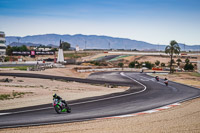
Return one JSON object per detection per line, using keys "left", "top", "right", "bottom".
{"left": 155, "top": 76, "right": 159, "bottom": 81}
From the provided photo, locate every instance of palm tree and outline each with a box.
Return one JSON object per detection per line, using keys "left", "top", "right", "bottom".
{"left": 165, "top": 40, "right": 181, "bottom": 73}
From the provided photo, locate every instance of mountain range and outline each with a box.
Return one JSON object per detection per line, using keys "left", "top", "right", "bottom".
{"left": 5, "top": 34, "right": 200, "bottom": 51}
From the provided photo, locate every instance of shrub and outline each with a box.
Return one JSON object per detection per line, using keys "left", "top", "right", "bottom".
{"left": 129, "top": 61, "right": 135, "bottom": 68}
{"left": 161, "top": 63, "right": 165, "bottom": 67}
{"left": 0, "top": 94, "right": 11, "bottom": 100}
{"left": 155, "top": 60, "right": 160, "bottom": 66}
{"left": 184, "top": 63, "right": 194, "bottom": 71}
{"left": 118, "top": 62, "right": 124, "bottom": 68}
{"left": 144, "top": 61, "right": 154, "bottom": 69}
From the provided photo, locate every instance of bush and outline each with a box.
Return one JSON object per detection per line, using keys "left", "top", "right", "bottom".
{"left": 161, "top": 63, "right": 165, "bottom": 67}
{"left": 90, "top": 61, "right": 108, "bottom": 66}
{"left": 129, "top": 61, "right": 135, "bottom": 68}
{"left": 94, "top": 62, "right": 100, "bottom": 66}
{"left": 184, "top": 63, "right": 194, "bottom": 71}
{"left": 145, "top": 61, "right": 154, "bottom": 69}
{"left": 155, "top": 60, "right": 160, "bottom": 66}
{"left": 0, "top": 94, "right": 11, "bottom": 100}
{"left": 118, "top": 62, "right": 124, "bottom": 68}
{"left": 4, "top": 56, "right": 10, "bottom": 62}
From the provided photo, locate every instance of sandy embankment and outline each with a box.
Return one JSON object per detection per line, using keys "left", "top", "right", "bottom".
{"left": 0, "top": 77, "right": 128, "bottom": 110}
{"left": 0, "top": 65, "right": 91, "bottom": 78}
{"left": 0, "top": 66, "right": 128, "bottom": 110}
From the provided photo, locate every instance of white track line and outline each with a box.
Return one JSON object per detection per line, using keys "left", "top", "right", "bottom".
{"left": 1, "top": 72, "right": 147, "bottom": 115}
{"left": 120, "top": 72, "right": 147, "bottom": 90}
{"left": 0, "top": 113, "right": 10, "bottom": 115}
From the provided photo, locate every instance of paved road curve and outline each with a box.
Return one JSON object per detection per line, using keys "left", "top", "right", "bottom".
{"left": 0, "top": 72, "right": 200, "bottom": 128}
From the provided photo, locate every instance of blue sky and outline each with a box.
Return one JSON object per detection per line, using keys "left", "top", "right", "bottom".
{"left": 0, "top": 0, "right": 200, "bottom": 45}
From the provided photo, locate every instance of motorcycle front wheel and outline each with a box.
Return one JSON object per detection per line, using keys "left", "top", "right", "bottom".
{"left": 66, "top": 106, "right": 71, "bottom": 113}
{"left": 55, "top": 105, "right": 62, "bottom": 114}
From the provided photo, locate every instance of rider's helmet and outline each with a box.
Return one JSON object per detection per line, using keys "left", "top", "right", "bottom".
{"left": 165, "top": 78, "right": 168, "bottom": 80}
{"left": 53, "top": 93, "right": 57, "bottom": 98}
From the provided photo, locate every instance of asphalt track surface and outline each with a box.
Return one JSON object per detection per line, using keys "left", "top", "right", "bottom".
{"left": 0, "top": 71, "right": 200, "bottom": 129}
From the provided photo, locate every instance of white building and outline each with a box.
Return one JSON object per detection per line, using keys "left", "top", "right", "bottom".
{"left": 37, "top": 47, "right": 51, "bottom": 51}
{"left": 0, "top": 31, "right": 6, "bottom": 56}
{"left": 76, "top": 45, "right": 80, "bottom": 51}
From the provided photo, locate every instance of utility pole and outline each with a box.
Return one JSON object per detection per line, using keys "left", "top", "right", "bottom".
{"left": 85, "top": 41, "right": 87, "bottom": 50}
{"left": 157, "top": 44, "right": 160, "bottom": 52}
{"left": 124, "top": 44, "right": 126, "bottom": 50}
{"left": 108, "top": 42, "right": 111, "bottom": 50}
{"left": 16, "top": 37, "right": 21, "bottom": 44}
{"left": 184, "top": 44, "right": 185, "bottom": 52}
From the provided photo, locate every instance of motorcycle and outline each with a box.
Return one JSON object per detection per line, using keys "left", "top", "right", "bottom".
{"left": 164, "top": 80, "right": 168, "bottom": 86}
{"left": 53, "top": 99, "right": 71, "bottom": 114}
{"left": 155, "top": 76, "right": 159, "bottom": 81}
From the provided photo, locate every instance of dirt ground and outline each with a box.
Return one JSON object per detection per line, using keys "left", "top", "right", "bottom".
{"left": 0, "top": 66, "right": 200, "bottom": 133}
{"left": 0, "top": 76, "right": 128, "bottom": 110}
{"left": 0, "top": 65, "right": 91, "bottom": 78}
{"left": 0, "top": 65, "right": 129, "bottom": 110}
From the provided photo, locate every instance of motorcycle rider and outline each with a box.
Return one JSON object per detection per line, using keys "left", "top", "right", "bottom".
{"left": 164, "top": 78, "right": 168, "bottom": 86}
{"left": 155, "top": 76, "right": 159, "bottom": 81}
{"left": 53, "top": 93, "right": 69, "bottom": 108}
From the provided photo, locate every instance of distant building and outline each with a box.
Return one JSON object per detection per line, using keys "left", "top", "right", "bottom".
{"left": 28, "top": 46, "right": 37, "bottom": 50}
{"left": 37, "top": 47, "right": 51, "bottom": 51}
{"left": 76, "top": 45, "right": 80, "bottom": 51}
{"left": 0, "top": 31, "right": 6, "bottom": 56}
{"left": 27, "top": 46, "right": 53, "bottom": 51}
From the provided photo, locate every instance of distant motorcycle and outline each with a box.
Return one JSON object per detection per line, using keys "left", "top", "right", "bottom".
{"left": 53, "top": 99, "right": 71, "bottom": 114}
{"left": 164, "top": 80, "right": 168, "bottom": 86}
{"left": 155, "top": 76, "right": 159, "bottom": 81}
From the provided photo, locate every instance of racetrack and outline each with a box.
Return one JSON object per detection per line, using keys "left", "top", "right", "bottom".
{"left": 0, "top": 71, "right": 200, "bottom": 128}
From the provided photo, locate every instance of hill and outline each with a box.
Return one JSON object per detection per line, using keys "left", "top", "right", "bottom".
{"left": 6, "top": 34, "right": 200, "bottom": 51}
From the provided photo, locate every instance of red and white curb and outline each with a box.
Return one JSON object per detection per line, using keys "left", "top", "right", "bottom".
{"left": 97, "top": 103, "right": 181, "bottom": 120}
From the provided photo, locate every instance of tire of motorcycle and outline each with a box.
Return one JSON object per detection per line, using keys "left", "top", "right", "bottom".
{"left": 66, "top": 106, "right": 71, "bottom": 113}
{"left": 55, "top": 105, "right": 62, "bottom": 114}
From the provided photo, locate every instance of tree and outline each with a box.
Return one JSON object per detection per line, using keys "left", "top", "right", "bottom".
{"left": 20, "top": 45, "right": 28, "bottom": 51}
{"left": 6, "top": 45, "right": 28, "bottom": 56}
{"left": 185, "top": 58, "right": 190, "bottom": 64}
{"left": 184, "top": 58, "right": 194, "bottom": 71}
{"left": 6, "top": 45, "right": 12, "bottom": 55}
{"left": 155, "top": 60, "right": 160, "bottom": 66}
{"left": 134, "top": 61, "right": 140, "bottom": 68}
{"left": 118, "top": 62, "right": 124, "bottom": 69}
{"left": 61, "top": 42, "right": 71, "bottom": 51}
{"left": 161, "top": 63, "right": 165, "bottom": 67}
{"left": 165, "top": 40, "right": 180, "bottom": 73}
{"left": 129, "top": 61, "right": 136, "bottom": 68}
{"left": 176, "top": 58, "right": 182, "bottom": 68}
{"left": 184, "top": 63, "right": 194, "bottom": 71}
{"left": 50, "top": 48, "right": 58, "bottom": 52}
{"left": 144, "top": 61, "right": 154, "bottom": 69}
